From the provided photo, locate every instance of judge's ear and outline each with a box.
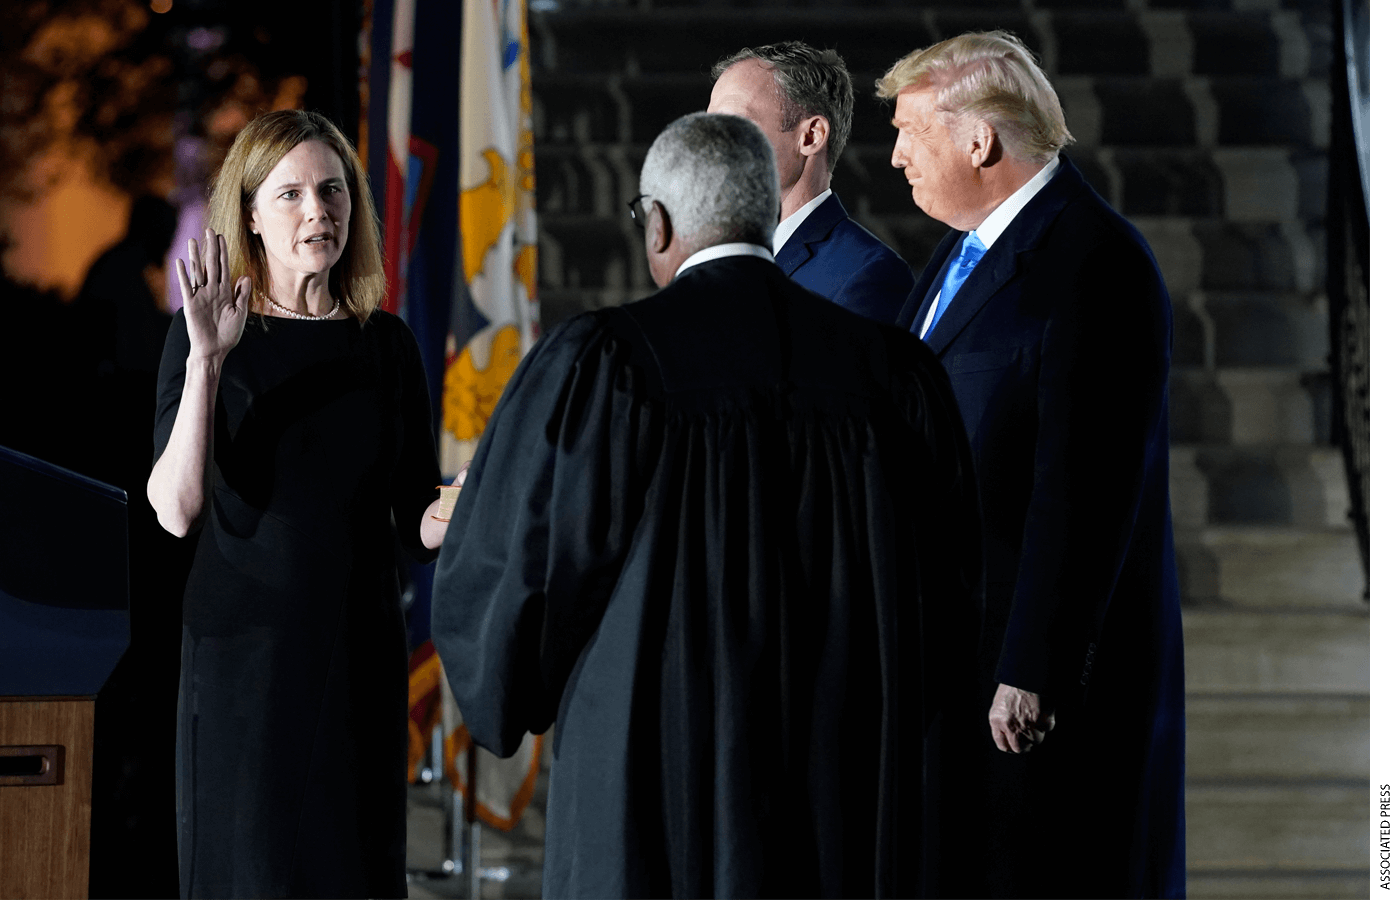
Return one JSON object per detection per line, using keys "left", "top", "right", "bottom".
{"left": 968, "top": 119, "right": 1001, "bottom": 168}
{"left": 646, "top": 199, "right": 673, "bottom": 254}
{"left": 798, "top": 115, "right": 830, "bottom": 160}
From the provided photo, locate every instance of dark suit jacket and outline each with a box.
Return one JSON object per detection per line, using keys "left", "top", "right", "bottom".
{"left": 776, "top": 192, "right": 912, "bottom": 324}
{"left": 899, "top": 157, "right": 1185, "bottom": 898}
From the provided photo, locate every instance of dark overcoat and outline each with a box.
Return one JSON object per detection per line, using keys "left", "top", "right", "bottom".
{"left": 898, "top": 157, "right": 1187, "bottom": 899}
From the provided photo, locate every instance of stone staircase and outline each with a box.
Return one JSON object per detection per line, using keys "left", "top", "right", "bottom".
{"left": 496, "top": 1, "right": 1371, "bottom": 896}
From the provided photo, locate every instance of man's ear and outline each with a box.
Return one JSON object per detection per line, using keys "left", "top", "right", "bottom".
{"left": 798, "top": 115, "right": 830, "bottom": 160}
{"left": 646, "top": 200, "right": 673, "bottom": 254}
{"left": 968, "top": 119, "right": 1000, "bottom": 168}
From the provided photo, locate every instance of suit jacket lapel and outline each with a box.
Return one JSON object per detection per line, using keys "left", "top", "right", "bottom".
{"left": 899, "top": 232, "right": 959, "bottom": 335}
{"left": 924, "top": 157, "right": 1088, "bottom": 354}
{"left": 774, "top": 192, "right": 848, "bottom": 276}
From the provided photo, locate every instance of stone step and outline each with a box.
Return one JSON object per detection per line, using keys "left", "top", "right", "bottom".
{"left": 532, "top": 71, "right": 1329, "bottom": 152}
{"left": 1130, "top": 216, "right": 1324, "bottom": 296}
{"left": 538, "top": 214, "right": 639, "bottom": 293}
{"left": 1169, "top": 446, "right": 1352, "bottom": 528}
{"left": 540, "top": 287, "right": 646, "bottom": 329}
{"left": 1010, "top": 72, "right": 1330, "bottom": 149}
{"left": 1169, "top": 366, "right": 1329, "bottom": 446}
{"left": 1185, "top": 695, "right": 1367, "bottom": 780}
{"left": 1185, "top": 871, "right": 1366, "bottom": 900}
{"left": 1176, "top": 527, "right": 1365, "bottom": 608}
{"left": 540, "top": 143, "right": 1327, "bottom": 231}
{"left": 536, "top": 145, "right": 642, "bottom": 217}
{"left": 1172, "top": 288, "right": 1329, "bottom": 369}
{"left": 1182, "top": 609, "right": 1367, "bottom": 694}
{"left": 1184, "top": 784, "right": 1367, "bottom": 872}
{"left": 534, "top": 9, "right": 935, "bottom": 79}
{"left": 532, "top": 6, "right": 1330, "bottom": 79}
{"left": 535, "top": 154, "right": 1329, "bottom": 298}
{"left": 1096, "top": 147, "right": 1326, "bottom": 223}
{"left": 1140, "top": 8, "right": 1328, "bottom": 79}
{"left": 535, "top": 213, "right": 1332, "bottom": 322}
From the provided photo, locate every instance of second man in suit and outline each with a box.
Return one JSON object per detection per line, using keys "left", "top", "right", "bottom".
{"left": 709, "top": 41, "right": 913, "bottom": 324}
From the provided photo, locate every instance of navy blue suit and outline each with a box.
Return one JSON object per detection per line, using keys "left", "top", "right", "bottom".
{"left": 899, "top": 157, "right": 1186, "bottom": 898}
{"left": 775, "top": 192, "right": 912, "bottom": 324}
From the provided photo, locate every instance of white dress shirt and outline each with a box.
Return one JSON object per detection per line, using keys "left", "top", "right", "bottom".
{"left": 771, "top": 188, "right": 833, "bottom": 257}
{"left": 918, "top": 156, "right": 1061, "bottom": 339}
{"left": 674, "top": 242, "right": 776, "bottom": 279}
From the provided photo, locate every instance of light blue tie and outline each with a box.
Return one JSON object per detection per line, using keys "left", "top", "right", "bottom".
{"left": 924, "top": 232, "right": 987, "bottom": 338}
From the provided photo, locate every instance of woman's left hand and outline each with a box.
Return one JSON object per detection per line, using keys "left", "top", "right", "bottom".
{"left": 419, "top": 459, "right": 473, "bottom": 550}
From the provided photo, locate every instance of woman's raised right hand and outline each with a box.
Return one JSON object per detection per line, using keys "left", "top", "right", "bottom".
{"left": 178, "top": 228, "right": 251, "bottom": 362}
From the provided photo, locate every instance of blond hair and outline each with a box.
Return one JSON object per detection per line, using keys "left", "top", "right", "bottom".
{"left": 207, "top": 110, "right": 384, "bottom": 324}
{"left": 875, "top": 31, "right": 1073, "bottom": 163}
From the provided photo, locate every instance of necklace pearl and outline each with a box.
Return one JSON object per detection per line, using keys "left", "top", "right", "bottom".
{"left": 259, "top": 292, "right": 341, "bottom": 321}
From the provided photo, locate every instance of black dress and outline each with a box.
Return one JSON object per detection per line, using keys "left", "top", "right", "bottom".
{"left": 431, "top": 257, "right": 985, "bottom": 897}
{"left": 153, "top": 309, "right": 440, "bottom": 899}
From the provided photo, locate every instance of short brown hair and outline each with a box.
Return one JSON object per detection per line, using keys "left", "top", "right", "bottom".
{"left": 712, "top": 41, "right": 854, "bottom": 173}
{"left": 207, "top": 110, "right": 384, "bottom": 323}
{"left": 876, "top": 31, "right": 1073, "bottom": 163}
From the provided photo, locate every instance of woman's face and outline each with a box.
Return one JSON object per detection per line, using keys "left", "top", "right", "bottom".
{"left": 249, "top": 139, "right": 351, "bottom": 284}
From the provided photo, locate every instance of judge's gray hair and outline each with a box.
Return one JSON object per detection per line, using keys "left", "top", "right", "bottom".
{"left": 639, "top": 112, "right": 779, "bottom": 250}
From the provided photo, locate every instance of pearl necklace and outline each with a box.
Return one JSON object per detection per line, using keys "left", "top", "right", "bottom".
{"left": 260, "top": 291, "right": 341, "bottom": 321}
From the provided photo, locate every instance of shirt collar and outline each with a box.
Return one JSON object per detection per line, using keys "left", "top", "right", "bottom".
{"left": 674, "top": 242, "right": 776, "bottom": 278}
{"left": 972, "top": 155, "right": 1060, "bottom": 250}
{"left": 772, "top": 188, "right": 833, "bottom": 256}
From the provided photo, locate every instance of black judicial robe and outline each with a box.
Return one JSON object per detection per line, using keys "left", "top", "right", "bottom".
{"left": 432, "top": 256, "right": 983, "bottom": 898}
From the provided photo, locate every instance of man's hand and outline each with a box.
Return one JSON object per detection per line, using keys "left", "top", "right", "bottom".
{"left": 988, "top": 683, "right": 1055, "bottom": 753}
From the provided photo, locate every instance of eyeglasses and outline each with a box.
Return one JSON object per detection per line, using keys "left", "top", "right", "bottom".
{"left": 627, "top": 194, "right": 651, "bottom": 230}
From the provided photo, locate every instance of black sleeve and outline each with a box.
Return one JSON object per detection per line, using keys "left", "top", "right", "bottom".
{"left": 152, "top": 309, "right": 191, "bottom": 463}
{"left": 430, "top": 313, "right": 635, "bottom": 758}
{"left": 387, "top": 314, "right": 444, "bottom": 564}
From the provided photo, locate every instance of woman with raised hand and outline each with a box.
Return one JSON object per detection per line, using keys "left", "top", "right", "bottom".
{"left": 148, "top": 109, "right": 450, "bottom": 899}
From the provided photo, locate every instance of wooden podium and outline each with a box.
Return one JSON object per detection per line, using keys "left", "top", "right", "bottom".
{"left": 0, "top": 445, "right": 129, "bottom": 900}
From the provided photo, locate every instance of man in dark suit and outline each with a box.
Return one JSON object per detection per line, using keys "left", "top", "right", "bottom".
{"left": 709, "top": 41, "right": 913, "bottom": 323}
{"left": 432, "top": 111, "right": 982, "bottom": 897}
{"left": 877, "top": 31, "right": 1186, "bottom": 898}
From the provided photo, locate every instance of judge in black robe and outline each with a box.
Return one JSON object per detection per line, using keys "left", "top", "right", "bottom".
{"left": 432, "top": 112, "right": 983, "bottom": 898}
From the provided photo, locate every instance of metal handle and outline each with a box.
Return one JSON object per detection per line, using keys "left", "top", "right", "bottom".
{"left": 0, "top": 745, "right": 65, "bottom": 786}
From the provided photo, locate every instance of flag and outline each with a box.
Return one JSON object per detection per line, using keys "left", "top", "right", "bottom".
{"left": 436, "top": 0, "right": 542, "bottom": 830}
{"left": 380, "top": 0, "right": 415, "bottom": 316}
{"left": 406, "top": 638, "right": 442, "bottom": 781}
{"left": 365, "top": 0, "right": 542, "bottom": 834}
{"left": 440, "top": 0, "right": 539, "bottom": 475}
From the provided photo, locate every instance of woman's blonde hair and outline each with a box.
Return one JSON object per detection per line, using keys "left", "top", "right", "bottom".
{"left": 207, "top": 109, "right": 384, "bottom": 323}
{"left": 875, "top": 31, "right": 1073, "bottom": 163}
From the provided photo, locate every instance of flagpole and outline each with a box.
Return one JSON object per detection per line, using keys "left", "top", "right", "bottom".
{"left": 466, "top": 737, "right": 481, "bottom": 900}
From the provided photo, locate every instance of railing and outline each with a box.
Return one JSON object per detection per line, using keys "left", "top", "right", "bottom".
{"left": 1328, "top": 0, "right": 1369, "bottom": 590}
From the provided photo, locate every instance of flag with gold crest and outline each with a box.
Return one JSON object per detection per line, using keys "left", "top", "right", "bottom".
{"left": 441, "top": 0, "right": 539, "bottom": 474}
{"left": 440, "top": 0, "right": 543, "bottom": 832}
{"left": 365, "top": 0, "right": 542, "bottom": 835}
